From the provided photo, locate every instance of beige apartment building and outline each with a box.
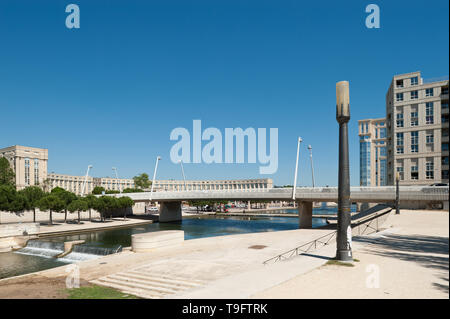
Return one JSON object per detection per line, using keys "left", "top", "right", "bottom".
{"left": 358, "top": 118, "right": 387, "bottom": 186}
{"left": 0, "top": 145, "right": 48, "bottom": 189}
{"left": 1, "top": 145, "right": 273, "bottom": 195}
{"left": 385, "top": 71, "right": 449, "bottom": 185}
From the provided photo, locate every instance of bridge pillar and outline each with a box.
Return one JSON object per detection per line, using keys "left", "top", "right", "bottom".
{"left": 159, "top": 201, "right": 182, "bottom": 222}
{"left": 297, "top": 201, "right": 313, "bottom": 229}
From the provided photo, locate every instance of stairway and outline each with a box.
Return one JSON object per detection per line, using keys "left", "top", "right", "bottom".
{"left": 90, "top": 269, "right": 207, "bottom": 299}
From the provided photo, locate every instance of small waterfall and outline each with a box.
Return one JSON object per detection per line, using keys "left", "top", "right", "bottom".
{"left": 16, "top": 240, "right": 64, "bottom": 259}
{"left": 15, "top": 240, "right": 122, "bottom": 263}
{"left": 58, "top": 245, "right": 122, "bottom": 263}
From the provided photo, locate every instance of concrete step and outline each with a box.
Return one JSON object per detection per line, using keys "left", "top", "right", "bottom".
{"left": 127, "top": 270, "right": 206, "bottom": 287}
{"left": 90, "top": 279, "right": 163, "bottom": 299}
{"left": 112, "top": 273, "right": 193, "bottom": 291}
{"left": 107, "top": 274, "right": 182, "bottom": 293}
{"left": 96, "top": 276, "right": 178, "bottom": 295}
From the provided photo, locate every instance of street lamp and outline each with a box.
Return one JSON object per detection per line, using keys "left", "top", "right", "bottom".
{"left": 112, "top": 167, "right": 122, "bottom": 193}
{"left": 149, "top": 156, "right": 161, "bottom": 201}
{"left": 178, "top": 160, "right": 187, "bottom": 191}
{"left": 307, "top": 145, "right": 315, "bottom": 188}
{"left": 335, "top": 81, "right": 353, "bottom": 262}
{"left": 292, "top": 137, "right": 302, "bottom": 200}
{"left": 395, "top": 171, "right": 400, "bottom": 214}
{"left": 81, "top": 165, "right": 93, "bottom": 196}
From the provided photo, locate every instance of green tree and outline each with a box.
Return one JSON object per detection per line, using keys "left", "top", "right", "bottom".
{"left": 0, "top": 157, "right": 15, "bottom": 187}
{"left": 67, "top": 198, "right": 89, "bottom": 224}
{"left": 9, "top": 192, "right": 27, "bottom": 213}
{"left": 84, "top": 194, "right": 97, "bottom": 221}
{"left": 133, "top": 173, "right": 151, "bottom": 190}
{"left": 0, "top": 185, "right": 17, "bottom": 214}
{"left": 117, "top": 196, "right": 134, "bottom": 220}
{"left": 52, "top": 188, "right": 77, "bottom": 223}
{"left": 19, "top": 186, "right": 45, "bottom": 222}
{"left": 92, "top": 186, "right": 105, "bottom": 195}
{"left": 93, "top": 196, "right": 118, "bottom": 222}
{"left": 38, "top": 194, "right": 65, "bottom": 225}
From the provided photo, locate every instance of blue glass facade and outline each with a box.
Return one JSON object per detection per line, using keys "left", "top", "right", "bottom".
{"left": 360, "top": 136, "right": 371, "bottom": 186}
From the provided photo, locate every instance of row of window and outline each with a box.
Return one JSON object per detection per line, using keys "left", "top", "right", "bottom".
{"left": 396, "top": 76, "right": 419, "bottom": 88}
{"left": 396, "top": 88, "right": 437, "bottom": 102}
{"left": 396, "top": 159, "right": 435, "bottom": 180}
{"left": 396, "top": 102, "right": 435, "bottom": 127}
{"left": 396, "top": 131, "right": 435, "bottom": 154}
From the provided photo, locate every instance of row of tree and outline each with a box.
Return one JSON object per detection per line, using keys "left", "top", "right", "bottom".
{"left": 0, "top": 185, "right": 134, "bottom": 225}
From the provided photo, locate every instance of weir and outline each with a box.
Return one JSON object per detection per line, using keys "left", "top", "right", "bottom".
{"left": 15, "top": 239, "right": 122, "bottom": 263}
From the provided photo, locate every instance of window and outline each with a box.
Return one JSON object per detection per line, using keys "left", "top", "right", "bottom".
{"left": 426, "top": 131, "right": 434, "bottom": 144}
{"left": 411, "top": 163, "right": 419, "bottom": 180}
{"left": 443, "top": 143, "right": 449, "bottom": 151}
{"left": 442, "top": 156, "right": 449, "bottom": 166}
{"left": 396, "top": 133, "right": 404, "bottom": 154}
{"left": 426, "top": 159, "right": 434, "bottom": 180}
{"left": 34, "top": 159, "right": 39, "bottom": 185}
{"left": 411, "top": 131, "right": 419, "bottom": 153}
{"left": 396, "top": 112, "right": 404, "bottom": 128}
{"left": 410, "top": 109, "right": 418, "bottom": 127}
{"left": 379, "top": 128, "right": 386, "bottom": 138}
{"left": 24, "top": 158, "right": 30, "bottom": 185}
{"left": 442, "top": 86, "right": 449, "bottom": 95}
{"left": 411, "top": 76, "right": 418, "bottom": 86}
{"left": 410, "top": 90, "right": 418, "bottom": 100}
{"left": 426, "top": 102, "right": 434, "bottom": 124}
{"left": 396, "top": 93, "right": 404, "bottom": 101}
{"left": 396, "top": 80, "right": 404, "bottom": 88}
{"left": 426, "top": 88, "right": 434, "bottom": 97}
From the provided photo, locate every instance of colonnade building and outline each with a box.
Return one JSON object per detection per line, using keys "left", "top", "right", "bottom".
{"left": 1, "top": 145, "right": 273, "bottom": 195}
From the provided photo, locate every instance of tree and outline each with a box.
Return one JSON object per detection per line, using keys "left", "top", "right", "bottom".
{"left": 133, "top": 173, "right": 151, "bottom": 190}
{"left": 92, "top": 186, "right": 105, "bottom": 195}
{"left": 19, "top": 186, "right": 45, "bottom": 222}
{"left": 0, "top": 185, "right": 17, "bottom": 213}
{"left": 0, "top": 157, "right": 15, "bottom": 187}
{"left": 52, "top": 188, "right": 77, "bottom": 223}
{"left": 9, "top": 192, "right": 27, "bottom": 213}
{"left": 84, "top": 194, "right": 97, "bottom": 221}
{"left": 93, "top": 196, "right": 118, "bottom": 222}
{"left": 117, "top": 196, "right": 134, "bottom": 220}
{"left": 38, "top": 194, "right": 65, "bottom": 225}
{"left": 67, "top": 198, "right": 88, "bottom": 224}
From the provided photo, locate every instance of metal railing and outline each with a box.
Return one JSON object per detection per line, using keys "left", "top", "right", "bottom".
{"left": 262, "top": 206, "right": 393, "bottom": 265}
{"left": 263, "top": 231, "right": 337, "bottom": 265}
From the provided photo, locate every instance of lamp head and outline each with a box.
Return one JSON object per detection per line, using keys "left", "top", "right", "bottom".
{"left": 298, "top": 137, "right": 303, "bottom": 143}
{"left": 336, "top": 81, "right": 350, "bottom": 122}
{"left": 157, "top": 156, "right": 161, "bottom": 160}
{"left": 307, "top": 145, "right": 312, "bottom": 150}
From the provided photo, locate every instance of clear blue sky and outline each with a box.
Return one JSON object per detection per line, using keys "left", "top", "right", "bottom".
{"left": 0, "top": 0, "right": 448, "bottom": 186}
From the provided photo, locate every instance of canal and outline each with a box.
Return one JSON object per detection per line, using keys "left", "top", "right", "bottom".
{"left": 0, "top": 207, "right": 347, "bottom": 280}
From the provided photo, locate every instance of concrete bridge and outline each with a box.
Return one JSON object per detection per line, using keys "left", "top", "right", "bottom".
{"left": 110, "top": 186, "right": 449, "bottom": 227}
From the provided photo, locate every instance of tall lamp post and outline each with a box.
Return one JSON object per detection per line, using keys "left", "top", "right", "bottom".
{"left": 149, "top": 156, "right": 161, "bottom": 201}
{"left": 81, "top": 165, "right": 93, "bottom": 196}
{"left": 336, "top": 81, "right": 353, "bottom": 262}
{"left": 112, "top": 167, "right": 122, "bottom": 193}
{"left": 292, "top": 137, "right": 302, "bottom": 201}
{"left": 307, "top": 145, "right": 315, "bottom": 188}
{"left": 178, "top": 160, "right": 187, "bottom": 191}
{"left": 395, "top": 171, "right": 400, "bottom": 214}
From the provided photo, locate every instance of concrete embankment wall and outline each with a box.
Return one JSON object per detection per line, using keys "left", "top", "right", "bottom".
{"left": 0, "top": 223, "right": 40, "bottom": 252}
{"left": 0, "top": 202, "right": 146, "bottom": 224}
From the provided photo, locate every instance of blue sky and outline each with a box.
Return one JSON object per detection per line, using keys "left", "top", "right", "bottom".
{"left": 0, "top": 0, "right": 448, "bottom": 186}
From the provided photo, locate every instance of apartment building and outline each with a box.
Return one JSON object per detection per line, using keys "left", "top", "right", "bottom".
{"left": 0, "top": 145, "right": 49, "bottom": 189}
{"left": 358, "top": 118, "right": 387, "bottom": 186}
{"left": 385, "top": 71, "right": 449, "bottom": 185}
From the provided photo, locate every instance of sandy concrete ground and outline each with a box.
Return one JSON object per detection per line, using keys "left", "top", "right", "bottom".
{"left": 0, "top": 209, "right": 447, "bottom": 299}
{"left": 252, "top": 210, "right": 449, "bottom": 299}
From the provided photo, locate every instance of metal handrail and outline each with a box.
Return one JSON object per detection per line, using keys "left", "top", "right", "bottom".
{"left": 262, "top": 207, "right": 392, "bottom": 265}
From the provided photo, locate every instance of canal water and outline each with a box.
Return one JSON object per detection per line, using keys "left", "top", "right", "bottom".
{"left": 0, "top": 206, "right": 350, "bottom": 280}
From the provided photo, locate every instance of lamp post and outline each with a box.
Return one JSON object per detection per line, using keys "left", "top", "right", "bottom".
{"left": 178, "top": 160, "right": 187, "bottom": 191}
{"left": 335, "top": 81, "right": 353, "bottom": 262}
{"left": 149, "top": 156, "right": 161, "bottom": 201}
{"left": 395, "top": 171, "right": 400, "bottom": 214}
{"left": 292, "top": 137, "right": 302, "bottom": 201}
{"left": 81, "top": 165, "right": 93, "bottom": 196}
{"left": 307, "top": 145, "right": 315, "bottom": 188}
{"left": 112, "top": 167, "right": 121, "bottom": 193}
